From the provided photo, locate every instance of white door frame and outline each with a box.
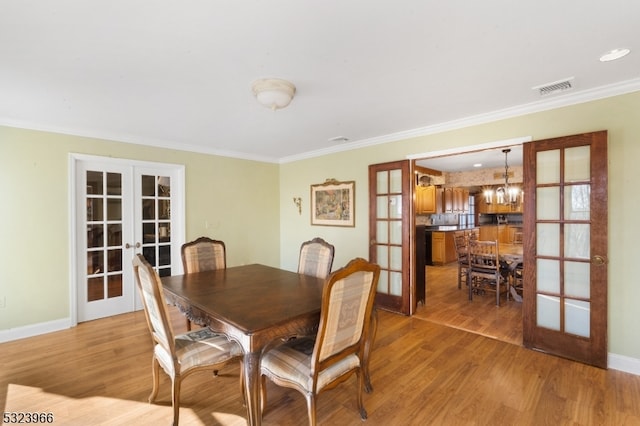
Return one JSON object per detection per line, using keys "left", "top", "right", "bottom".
{"left": 68, "top": 153, "right": 185, "bottom": 326}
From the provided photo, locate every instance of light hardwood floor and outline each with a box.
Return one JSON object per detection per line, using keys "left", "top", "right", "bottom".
{"left": 415, "top": 262, "right": 523, "bottom": 345}
{"left": 2, "top": 299, "right": 640, "bottom": 425}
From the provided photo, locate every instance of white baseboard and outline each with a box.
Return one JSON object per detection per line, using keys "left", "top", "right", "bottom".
{"left": 609, "top": 352, "right": 640, "bottom": 376}
{"left": 0, "top": 318, "right": 72, "bottom": 343}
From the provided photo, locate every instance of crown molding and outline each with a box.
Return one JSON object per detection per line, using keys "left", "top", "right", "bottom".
{"left": 279, "top": 77, "right": 640, "bottom": 164}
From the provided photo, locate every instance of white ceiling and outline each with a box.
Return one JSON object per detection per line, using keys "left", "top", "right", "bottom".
{"left": 416, "top": 144, "right": 523, "bottom": 173}
{"left": 1, "top": 1, "right": 639, "bottom": 163}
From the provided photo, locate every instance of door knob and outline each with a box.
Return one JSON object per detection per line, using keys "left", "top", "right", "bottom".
{"left": 591, "top": 255, "right": 607, "bottom": 265}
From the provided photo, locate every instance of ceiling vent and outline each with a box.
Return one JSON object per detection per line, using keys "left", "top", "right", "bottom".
{"left": 532, "top": 77, "right": 575, "bottom": 96}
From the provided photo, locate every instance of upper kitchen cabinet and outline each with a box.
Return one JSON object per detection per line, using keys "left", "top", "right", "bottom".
{"left": 416, "top": 185, "right": 437, "bottom": 214}
{"left": 443, "top": 187, "right": 470, "bottom": 213}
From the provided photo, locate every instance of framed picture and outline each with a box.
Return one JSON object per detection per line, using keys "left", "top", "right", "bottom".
{"left": 310, "top": 179, "right": 355, "bottom": 227}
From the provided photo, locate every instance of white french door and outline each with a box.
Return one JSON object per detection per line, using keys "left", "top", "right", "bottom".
{"left": 72, "top": 155, "right": 184, "bottom": 323}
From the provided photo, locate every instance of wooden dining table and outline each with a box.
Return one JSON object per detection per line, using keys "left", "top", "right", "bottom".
{"left": 161, "top": 263, "right": 325, "bottom": 426}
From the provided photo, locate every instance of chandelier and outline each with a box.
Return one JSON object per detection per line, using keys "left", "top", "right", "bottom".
{"left": 483, "top": 148, "right": 520, "bottom": 205}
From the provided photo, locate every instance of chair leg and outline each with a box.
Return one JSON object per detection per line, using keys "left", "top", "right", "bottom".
{"left": 305, "top": 394, "right": 317, "bottom": 426}
{"left": 171, "top": 376, "right": 182, "bottom": 426}
{"left": 186, "top": 318, "right": 192, "bottom": 331}
{"left": 259, "top": 374, "right": 266, "bottom": 413}
{"left": 149, "top": 357, "right": 161, "bottom": 403}
{"left": 357, "top": 369, "right": 368, "bottom": 420}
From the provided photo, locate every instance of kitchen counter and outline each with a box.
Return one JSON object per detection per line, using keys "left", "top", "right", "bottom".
{"left": 425, "top": 225, "right": 478, "bottom": 232}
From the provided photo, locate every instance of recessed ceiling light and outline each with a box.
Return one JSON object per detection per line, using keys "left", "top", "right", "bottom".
{"left": 599, "top": 48, "right": 630, "bottom": 62}
{"left": 473, "top": 163, "right": 482, "bottom": 168}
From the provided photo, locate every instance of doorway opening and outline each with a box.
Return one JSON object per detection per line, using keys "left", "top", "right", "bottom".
{"left": 411, "top": 142, "right": 525, "bottom": 345}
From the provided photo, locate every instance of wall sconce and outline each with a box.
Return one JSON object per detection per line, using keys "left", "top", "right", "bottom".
{"left": 293, "top": 197, "right": 302, "bottom": 215}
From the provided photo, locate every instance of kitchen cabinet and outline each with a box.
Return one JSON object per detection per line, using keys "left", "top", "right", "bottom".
{"left": 432, "top": 231, "right": 457, "bottom": 265}
{"left": 416, "top": 185, "right": 437, "bottom": 214}
{"left": 479, "top": 225, "right": 520, "bottom": 244}
{"left": 442, "top": 188, "right": 453, "bottom": 213}
{"left": 443, "top": 187, "right": 469, "bottom": 213}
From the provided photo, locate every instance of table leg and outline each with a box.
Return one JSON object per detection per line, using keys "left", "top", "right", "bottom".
{"left": 243, "top": 351, "right": 262, "bottom": 426}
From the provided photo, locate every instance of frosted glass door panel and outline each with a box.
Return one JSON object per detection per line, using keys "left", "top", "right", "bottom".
{"left": 376, "top": 171, "right": 388, "bottom": 194}
{"left": 565, "top": 224, "right": 590, "bottom": 259}
{"left": 389, "top": 219, "right": 402, "bottom": 244}
{"left": 377, "top": 246, "right": 389, "bottom": 268}
{"left": 389, "top": 169, "right": 402, "bottom": 193}
{"left": 565, "top": 261, "right": 590, "bottom": 298}
{"left": 390, "top": 246, "right": 403, "bottom": 270}
{"left": 536, "top": 187, "right": 560, "bottom": 220}
{"left": 377, "top": 196, "right": 389, "bottom": 218}
{"left": 565, "top": 146, "right": 590, "bottom": 182}
{"left": 536, "top": 223, "right": 560, "bottom": 257}
{"left": 536, "top": 150, "right": 560, "bottom": 184}
{"left": 389, "top": 195, "right": 402, "bottom": 219}
{"left": 565, "top": 185, "right": 590, "bottom": 220}
{"left": 389, "top": 272, "right": 402, "bottom": 296}
{"left": 537, "top": 295, "right": 561, "bottom": 331}
{"left": 377, "top": 272, "right": 388, "bottom": 293}
{"left": 565, "top": 300, "right": 590, "bottom": 337}
{"left": 537, "top": 259, "right": 560, "bottom": 293}
{"left": 376, "top": 221, "right": 388, "bottom": 244}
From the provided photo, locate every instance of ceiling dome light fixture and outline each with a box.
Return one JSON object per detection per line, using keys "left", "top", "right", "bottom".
{"left": 599, "top": 48, "right": 630, "bottom": 62}
{"left": 251, "top": 78, "right": 296, "bottom": 110}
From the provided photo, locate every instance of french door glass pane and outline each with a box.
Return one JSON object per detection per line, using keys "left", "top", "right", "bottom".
{"left": 376, "top": 221, "right": 388, "bottom": 244}
{"left": 537, "top": 294, "right": 561, "bottom": 330}
{"left": 376, "top": 245, "right": 388, "bottom": 268}
{"left": 377, "top": 270, "right": 388, "bottom": 293}
{"left": 376, "top": 196, "right": 388, "bottom": 218}
{"left": 565, "top": 224, "right": 590, "bottom": 259}
{"left": 565, "top": 185, "right": 590, "bottom": 219}
{"left": 389, "top": 195, "right": 402, "bottom": 219}
{"left": 565, "top": 299, "right": 590, "bottom": 337}
{"left": 389, "top": 271, "right": 402, "bottom": 296}
{"left": 536, "top": 187, "right": 560, "bottom": 220}
{"left": 564, "top": 261, "right": 590, "bottom": 298}
{"left": 376, "top": 171, "right": 388, "bottom": 195}
{"left": 390, "top": 221, "right": 402, "bottom": 245}
{"left": 565, "top": 146, "right": 590, "bottom": 182}
{"left": 537, "top": 259, "right": 560, "bottom": 293}
{"left": 390, "top": 246, "right": 402, "bottom": 270}
{"left": 536, "top": 150, "right": 560, "bottom": 184}
{"left": 389, "top": 169, "right": 402, "bottom": 193}
{"left": 536, "top": 223, "right": 560, "bottom": 257}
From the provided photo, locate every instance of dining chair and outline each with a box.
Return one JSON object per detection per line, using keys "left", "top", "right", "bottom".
{"left": 453, "top": 232, "right": 469, "bottom": 290}
{"left": 181, "top": 237, "right": 226, "bottom": 330}
{"left": 260, "top": 257, "right": 380, "bottom": 426}
{"left": 297, "top": 237, "right": 335, "bottom": 279}
{"left": 510, "top": 262, "right": 524, "bottom": 302}
{"left": 132, "top": 254, "right": 243, "bottom": 426}
{"left": 468, "top": 239, "right": 508, "bottom": 306}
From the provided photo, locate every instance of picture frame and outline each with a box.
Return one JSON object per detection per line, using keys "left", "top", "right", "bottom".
{"left": 310, "top": 179, "right": 355, "bottom": 227}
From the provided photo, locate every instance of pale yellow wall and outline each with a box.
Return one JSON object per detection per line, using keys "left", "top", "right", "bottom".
{"left": 0, "top": 127, "right": 280, "bottom": 329}
{"left": 279, "top": 91, "right": 640, "bottom": 360}
{"left": 1, "top": 91, "right": 639, "bottom": 361}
